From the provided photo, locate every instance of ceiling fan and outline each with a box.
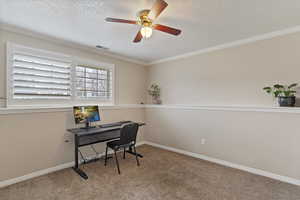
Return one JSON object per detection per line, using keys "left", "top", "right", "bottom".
{"left": 105, "top": 0, "right": 182, "bottom": 43}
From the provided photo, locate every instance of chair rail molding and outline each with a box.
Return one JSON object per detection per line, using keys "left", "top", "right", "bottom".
{"left": 145, "top": 104, "right": 300, "bottom": 114}
{"left": 2, "top": 104, "right": 300, "bottom": 115}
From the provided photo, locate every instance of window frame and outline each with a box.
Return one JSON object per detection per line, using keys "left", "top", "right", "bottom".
{"left": 6, "top": 42, "right": 115, "bottom": 108}
{"left": 72, "top": 58, "right": 115, "bottom": 104}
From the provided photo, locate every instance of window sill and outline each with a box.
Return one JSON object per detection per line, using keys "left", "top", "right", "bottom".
{"left": 0, "top": 104, "right": 145, "bottom": 115}
{"left": 1, "top": 104, "right": 300, "bottom": 115}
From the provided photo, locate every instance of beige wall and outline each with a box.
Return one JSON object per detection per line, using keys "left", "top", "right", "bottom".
{"left": 146, "top": 32, "right": 300, "bottom": 180}
{"left": 145, "top": 108, "right": 300, "bottom": 179}
{"left": 0, "top": 29, "right": 147, "bottom": 181}
{"left": 0, "top": 29, "right": 148, "bottom": 106}
{"left": 2, "top": 27, "right": 300, "bottom": 183}
{"left": 148, "top": 32, "right": 300, "bottom": 106}
{"left": 0, "top": 108, "right": 146, "bottom": 181}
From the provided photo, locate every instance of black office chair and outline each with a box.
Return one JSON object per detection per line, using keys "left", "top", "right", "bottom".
{"left": 104, "top": 123, "right": 140, "bottom": 174}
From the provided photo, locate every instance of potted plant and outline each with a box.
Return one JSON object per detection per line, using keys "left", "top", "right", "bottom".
{"left": 263, "top": 83, "right": 298, "bottom": 107}
{"left": 148, "top": 84, "right": 162, "bottom": 104}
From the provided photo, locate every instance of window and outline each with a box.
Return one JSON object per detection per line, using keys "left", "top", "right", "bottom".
{"left": 7, "top": 43, "right": 115, "bottom": 107}
{"left": 75, "top": 65, "right": 112, "bottom": 100}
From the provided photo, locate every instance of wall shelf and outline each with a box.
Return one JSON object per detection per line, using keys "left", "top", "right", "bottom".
{"left": 1, "top": 104, "right": 300, "bottom": 115}
{"left": 145, "top": 104, "right": 300, "bottom": 114}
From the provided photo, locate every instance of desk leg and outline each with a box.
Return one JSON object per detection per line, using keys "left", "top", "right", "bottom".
{"left": 127, "top": 145, "right": 143, "bottom": 158}
{"left": 73, "top": 135, "right": 88, "bottom": 180}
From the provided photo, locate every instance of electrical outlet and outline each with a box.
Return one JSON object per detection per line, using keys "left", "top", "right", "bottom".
{"left": 64, "top": 133, "right": 72, "bottom": 144}
{"left": 201, "top": 138, "right": 206, "bottom": 145}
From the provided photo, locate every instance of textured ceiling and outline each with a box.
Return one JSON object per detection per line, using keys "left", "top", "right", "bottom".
{"left": 1, "top": 0, "right": 300, "bottom": 63}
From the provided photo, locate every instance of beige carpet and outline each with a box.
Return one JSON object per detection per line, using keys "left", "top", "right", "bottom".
{"left": 1, "top": 145, "right": 300, "bottom": 200}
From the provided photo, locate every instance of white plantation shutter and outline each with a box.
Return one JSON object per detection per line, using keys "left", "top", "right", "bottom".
{"left": 7, "top": 43, "right": 115, "bottom": 107}
{"left": 75, "top": 65, "right": 113, "bottom": 100}
{"left": 11, "top": 53, "right": 72, "bottom": 100}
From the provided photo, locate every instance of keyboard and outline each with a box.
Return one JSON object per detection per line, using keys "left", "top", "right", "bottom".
{"left": 99, "top": 121, "right": 132, "bottom": 128}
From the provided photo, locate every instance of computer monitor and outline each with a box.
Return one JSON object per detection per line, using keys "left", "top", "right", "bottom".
{"left": 73, "top": 105, "right": 100, "bottom": 129}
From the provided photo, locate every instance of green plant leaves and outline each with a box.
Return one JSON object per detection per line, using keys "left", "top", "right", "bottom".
{"left": 274, "top": 90, "right": 281, "bottom": 97}
{"left": 283, "top": 90, "right": 296, "bottom": 97}
{"left": 263, "top": 87, "right": 271, "bottom": 90}
{"left": 263, "top": 83, "right": 298, "bottom": 98}
{"left": 263, "top": 87, "right": 272, "bottom": 93}
{"left": 148, "top": 84, "right": 161, "bottom": 98}
{"left": 273, "top": 84, "right": 284, "bottom": 89}
{"left": 288, "top": 83, "right": 298, "bottom": 89}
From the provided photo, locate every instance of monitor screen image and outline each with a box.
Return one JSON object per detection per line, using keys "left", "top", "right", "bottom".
{"left": 73, "top": 105, "right": 100, "bottom": 124}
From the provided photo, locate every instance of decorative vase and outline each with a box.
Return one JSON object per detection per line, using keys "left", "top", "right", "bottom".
{"left": 278, "top": 96, "right": 296, "bottom": 107}
{"left": 152, "top": 96, "right": 162, "bottom": 104}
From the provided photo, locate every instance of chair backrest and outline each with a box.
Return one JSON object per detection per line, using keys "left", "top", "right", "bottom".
{"left": 119, "top": 123, "right": 139, "bottom": 145}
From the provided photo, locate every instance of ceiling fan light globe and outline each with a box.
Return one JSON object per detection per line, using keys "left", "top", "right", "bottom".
{"left": 141, "top": 27, "right": 153, "bottom": 38}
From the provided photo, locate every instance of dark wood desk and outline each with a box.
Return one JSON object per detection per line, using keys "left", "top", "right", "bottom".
{"left": 67, "top": 122, "right": 145, "bottom": 179}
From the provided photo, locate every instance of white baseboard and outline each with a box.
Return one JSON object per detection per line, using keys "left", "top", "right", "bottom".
{"left": 0, "top": 162, "right": 74, "bottom": 188}
{"left": 3, "top": 141, "right": 298, "bottom": 188}
{"left": 0, "top": 141, "right": 146, "bottom": 188}
{"left": 144, "top": 141, "right": 300, "bottom": 186}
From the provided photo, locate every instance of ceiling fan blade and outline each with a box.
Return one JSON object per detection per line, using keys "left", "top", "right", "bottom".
{"left": 149, "top": 0, "right": 168, "bottom": 19}
{"left": 153, "top": 24, "right": 181, "bottom": 36}
{"left": 133, "top": 31, "right": 143, "bottom": 43}
{"left": 105, "top": 17, "right": 137, "bottom": 25}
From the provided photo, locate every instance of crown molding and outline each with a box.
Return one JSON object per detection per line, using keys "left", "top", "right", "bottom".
{"left": 149, "top": 25, "right": 300, "bottom": 65}
{"left": 0, "top": 22, "right": 148, "bottom": 66}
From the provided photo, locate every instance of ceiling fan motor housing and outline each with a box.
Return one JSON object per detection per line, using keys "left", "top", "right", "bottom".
{"left": 137, "top": 9, "right": 153, "bottom": 27}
